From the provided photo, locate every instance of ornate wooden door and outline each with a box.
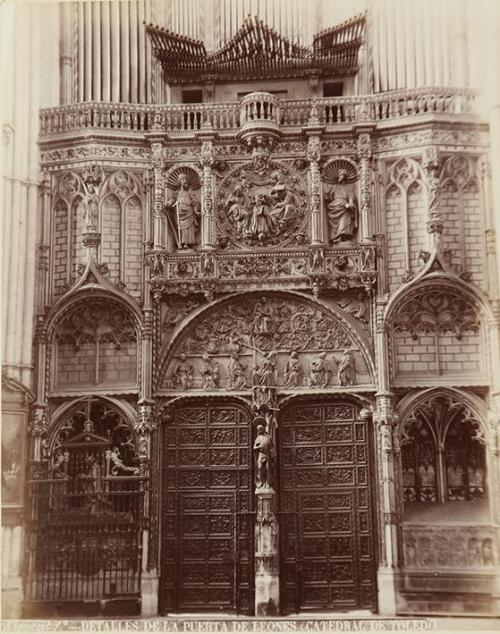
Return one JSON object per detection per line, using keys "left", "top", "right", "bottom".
{"left": 160, "top": 402, "right": 254, "bottom": 614}
{"left": 279, "top": 399, "right": 377, "bottom": 612}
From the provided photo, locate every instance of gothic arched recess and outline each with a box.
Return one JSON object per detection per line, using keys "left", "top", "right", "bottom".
{"left": 156, "top": 290, "right": 375, "bottom": 395}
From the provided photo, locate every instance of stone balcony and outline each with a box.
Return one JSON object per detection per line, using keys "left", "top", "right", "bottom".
{"left": 39, "top": 87, "right": 478, "bottom": 140}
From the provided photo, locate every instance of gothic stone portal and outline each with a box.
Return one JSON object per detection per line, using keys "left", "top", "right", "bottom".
{"left": 279, "top": 399, "right": 377, "bottom": 613}
{"left": 160, "top": 402, "right": 254, "bottom": 615}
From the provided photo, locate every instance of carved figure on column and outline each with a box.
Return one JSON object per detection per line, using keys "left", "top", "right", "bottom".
{"left": 173, "top": 353, "right": 194, "bottom": 390}
{"left": 254, "top": 424, "right": 275, "bottom": 489}
{"left": 82, "top": 184, "right": 99, "bottom": 230}
{"left": 200, "top": 351, "right": 219, "bottom": 390}
{"left": 337, "top": 349, "right": 356, "bottom": 386}
{"left": 166, "top": 173, "right": 201, "bottom": 248}
{"left": 284, "top": 351, "right": 303, "bottom": 387}
{"left": 309, "top": 352, "right": 331, "bottom": 387}
{"left": 325, "top": 169, "right": 358, "bottom": 244}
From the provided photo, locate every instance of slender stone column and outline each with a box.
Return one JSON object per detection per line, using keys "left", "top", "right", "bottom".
{"left": 373, "top": 390, "right": 401, "bottom": 615}
{"left": 198, "top": 125, "right": 216, "bottom": 250}
{"left": 37, "top": 174, "right": 51, "bottom": 312}
{"left": 134, "top": 403, "right": 159, "bottom": 617}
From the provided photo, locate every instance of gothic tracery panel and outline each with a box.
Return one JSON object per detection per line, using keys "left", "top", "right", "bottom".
{"left": 54, "top": 299, "right": 138, "bottom": 389}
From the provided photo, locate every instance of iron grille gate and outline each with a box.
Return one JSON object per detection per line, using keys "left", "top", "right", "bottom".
{"left": 23, "top": 401, "right": 146, "bottom": 616}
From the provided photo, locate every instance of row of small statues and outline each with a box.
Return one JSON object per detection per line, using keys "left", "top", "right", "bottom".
{"left": 172, "top": 349, "right": 357, "bottom": 390}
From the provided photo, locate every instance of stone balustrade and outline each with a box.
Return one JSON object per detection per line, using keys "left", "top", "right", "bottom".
{"left": 39, "top": 87, "right": 477, "bottom": 137}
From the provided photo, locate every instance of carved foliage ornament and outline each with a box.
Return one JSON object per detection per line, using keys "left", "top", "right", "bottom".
{"left": 216, "top": 160, "right": 307, "bottom": 248}
{"left": 393, "top": 288, "right": 480, "bottom": 340}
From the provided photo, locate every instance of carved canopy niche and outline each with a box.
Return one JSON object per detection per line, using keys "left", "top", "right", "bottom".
{"left": 157, "top": 292, "right": 372, "bottom": 391}
{"left": 52, "top": 298, "right": 138, "bottom": 390}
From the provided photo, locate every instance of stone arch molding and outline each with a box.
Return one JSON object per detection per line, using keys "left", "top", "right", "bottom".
{"left": 157, "top": 291, "right": 375, "bottom": 393}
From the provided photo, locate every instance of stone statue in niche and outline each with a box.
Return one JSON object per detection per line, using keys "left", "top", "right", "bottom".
{"left": 337, "top": 349, "right": 356, "bottom": 386}
{"left": 309, "top": 352, "right": 332, "bottom": 387}
{"left": 200, "top": 352, "right": 219, "bottom": 390}
{"left": 325, "top": 168, "right": 358, "bottom": 244}
{"left": 166, "top": 173, "right": 201, "bottom": 248}
{"left": 82, "top": 184, "right": 99, "bottom": 230}
{"left": 227, "top": 351, "right": 247, "bottom": 389}
{"left": 284, "top": 351, "right": 303, "bottom": 387}
{"left": 254, "top": 424, "right": 275, "bottom": 489}
{"left": 253, "top": 352, "right": 277, "bottom": 387}
{"left": 173, "top": 353, "right": 194, "bottom": 390}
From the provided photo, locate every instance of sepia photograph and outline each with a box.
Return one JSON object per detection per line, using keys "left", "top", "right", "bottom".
{"left": 1, "top": 0, "right": 499, "bottom": 632}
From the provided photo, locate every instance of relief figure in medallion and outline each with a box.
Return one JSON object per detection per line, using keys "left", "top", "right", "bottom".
{"left": 250, "top": 193, "right": 274, "bottom": 240}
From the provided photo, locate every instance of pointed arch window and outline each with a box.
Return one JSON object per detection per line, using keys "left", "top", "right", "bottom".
{"left": 401, "top": 395, "right": 487, "bottom": 506}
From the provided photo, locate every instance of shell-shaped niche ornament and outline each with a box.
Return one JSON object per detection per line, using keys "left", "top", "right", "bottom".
{"left": 322, "top": 159, "right": 358, "bottom": 185}
{"left": 165, "top": 166, "right": 202, "bottom": 249}
{"left": 216, "top": 160, "right": 308, "bottom": 248}
{"left": 166, "top": 166, "right": 201, "bottom": 191}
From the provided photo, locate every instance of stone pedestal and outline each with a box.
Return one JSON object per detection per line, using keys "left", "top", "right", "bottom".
{"left": 377, "top": 567, "right": 397, "bottom": 615}
{"left": 140, "top": 570, "right": 159, "bottom": 617}
{"left": 254, "top": 487, "right": 279, "bottom": 616}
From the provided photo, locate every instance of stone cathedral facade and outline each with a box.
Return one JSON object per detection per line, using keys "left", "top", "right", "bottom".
{"left": 2, "top": 0, "right": 500, "bottom": 621}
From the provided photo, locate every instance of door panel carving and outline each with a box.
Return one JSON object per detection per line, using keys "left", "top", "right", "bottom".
{"left": 279, "top": 400, "right": 377, "bottom": 613}
{"left": 160, "top": 402, "right": 254, "bottom": 614}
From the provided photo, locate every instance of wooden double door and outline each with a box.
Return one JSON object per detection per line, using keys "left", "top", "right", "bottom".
{"left": 160, "top": 398, "right": 377, "bottom": 614}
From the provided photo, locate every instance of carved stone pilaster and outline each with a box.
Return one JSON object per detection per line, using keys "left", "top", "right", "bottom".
{"left": 151, "top": 142, "right": 165, "bottom": 249}
{"left": 307, "top": 135, "right": 323, "bottom": 245}
{"left": 356, "top": 130, "right": 373, "bottom": 241}
{"left": 199, "top": 132, "right": 215, "bottom": 249}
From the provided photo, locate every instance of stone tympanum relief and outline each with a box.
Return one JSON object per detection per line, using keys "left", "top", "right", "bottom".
{"left": 216, "top": 160, "right": 307, "bottom": 248}
{"left": 158, "top": 293, "right": 370, "bottom": 390}
{"left": 322, "top": 160, "right": 359, "bottom": 245}
{"left": 165, "top": 167, "right": 201, "bottom": 249}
